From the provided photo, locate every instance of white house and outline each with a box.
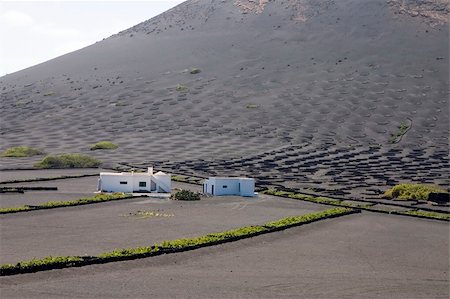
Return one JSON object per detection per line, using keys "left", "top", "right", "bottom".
{"left": 203, "top": 177, "right": 255, "bottom": 197}
{"left": 98, "top": 167, "right": 171, "bottom": 193}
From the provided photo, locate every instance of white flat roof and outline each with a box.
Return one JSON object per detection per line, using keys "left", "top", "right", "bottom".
{"left": 100, "top": 172, "right": 152, "bottom": 176}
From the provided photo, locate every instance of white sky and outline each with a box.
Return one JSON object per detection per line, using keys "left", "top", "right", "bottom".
{"left": 0, "top": 1, "right": 184, "bottom": 76}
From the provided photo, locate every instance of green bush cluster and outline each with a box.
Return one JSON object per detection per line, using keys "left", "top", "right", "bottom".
{"left": 90, "top": 141, "right": 118, "bottom": 151}
{"left": 190, "top": 68, "right": 201, "bottom": 74}
{"left": 176, "top": 84, "right": 189, "bottom": 92}
{"left": 0, "top": 193, "right": 129, "bottom": 214}
{"left": 1, "top": 208, "right": 355, "bottom": 275}
{"left": 171, "top": 189, "right": 201, "bottom": 201}
{"left": 384, "top": 184, "right": 448, "bottom": 201}
{"left": 34, "top": 153, "right": 101, "bottom": 169}
{"left": 389, "top": 121, "right": 410, "bottom": 144}
{"left": 1, "top": 146, "right": 45, "bottom": 158}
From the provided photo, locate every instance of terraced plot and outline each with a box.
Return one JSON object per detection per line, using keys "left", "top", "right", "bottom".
{"left": 1, "top": 212, "right": 447, "bottom": 299}
{"left": 0, "top": 192, "right": 327, "bottom": 264}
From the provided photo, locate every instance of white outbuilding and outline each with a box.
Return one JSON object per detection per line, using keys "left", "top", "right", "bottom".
{"left": 98, "top": 167, "right": 171, "bottom": 193}
{"left": 203, "top": 177, "right": 255, "bottom": 197}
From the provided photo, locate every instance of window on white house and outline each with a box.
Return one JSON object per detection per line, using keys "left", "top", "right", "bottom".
{"left": 139, "top": 182, "right": 146, "bottom": 187}
{"left": 223, "top": 185, "right": 227, "bottom": 188}
{"left": 120, "top": 181, "right": 128, "bottom": 185}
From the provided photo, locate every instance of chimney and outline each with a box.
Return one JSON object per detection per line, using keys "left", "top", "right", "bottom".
{"left": 148, "top": 167, "right": 153, "bottom": 175}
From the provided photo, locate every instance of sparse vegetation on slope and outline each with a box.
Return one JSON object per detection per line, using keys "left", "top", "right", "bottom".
{"left": 90, "top": 141, "right": 118, "bottom": 150}
{"left": 384, "top": 184, "right": 448, "bottom": 201}
{"left": 176, "top": 84, "right": 189, "bottom": 92}
{"left": 389, "top": 121, "right": 410, "bottom": 143}
{"left": 1, "top": 207, "right": 356, "bottom": 275}
{"left": 34, "top": 154, "right": 101, "bottom": 169}
{"left": 1, "top": 146, "right": 45, "bottom": 158}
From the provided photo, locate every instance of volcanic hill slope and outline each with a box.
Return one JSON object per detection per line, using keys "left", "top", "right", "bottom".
{"left": 1, "top": 0, "right": 449, "bottom": 199}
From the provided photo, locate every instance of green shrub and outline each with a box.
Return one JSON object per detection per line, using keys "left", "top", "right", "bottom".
{"left": 384, "top": 184, "right": 448, "bottom": 201}
{"left": 389, "top": 121, "right": 410, "bottom": 143}
{"left": 190, "top": 68, "right": 201, "bottom": 74}
{"left": 90, "top": 141, "right": 118, "bottom": 151}
{"left": 1, "top": 146, "right": 45, "bottom": 157}
{"left": 176, "top": 84, "right": 189, "bottom": 92}
{"left": 34, "top": 154, "right": 102, "bottom": 169}
{"left": 171, "top": 189, "right": 201, "bottom": 201}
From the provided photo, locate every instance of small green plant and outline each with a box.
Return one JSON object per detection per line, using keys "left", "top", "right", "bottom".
{"left": 389, "top": 121, "right": 410, "bottom": 143}
{"left": 43, "top": 92, "right": 55, "bottom": 96}
{"left": 90, "top": 141, "right": 118, "bottom": 151}
{"left": 171, "top": 189, "right": 201, "bottom": 201}
{"left": 1, "top": 146, "right": 45, "bottom": 158}
{"left": 384, "top": 184, "right": 448, "bottom": 201}
{"left": 190, "top": 68, "right": 201, "bottom": 74}
{"left": 34, "top": 153, "right": 102, "bottom": 169}
{"left": 245, "top": 104, "right": 259, "bottom": 109}
{"left": 114, "top": 102, "right": 129, "bottom": 107}
{"left": 176, "top": 84, "right": 189, "bottom": 92}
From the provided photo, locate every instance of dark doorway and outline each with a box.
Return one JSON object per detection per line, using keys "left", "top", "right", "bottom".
{"left": 211, "top": 185, "right": 214, "bottom": 195}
